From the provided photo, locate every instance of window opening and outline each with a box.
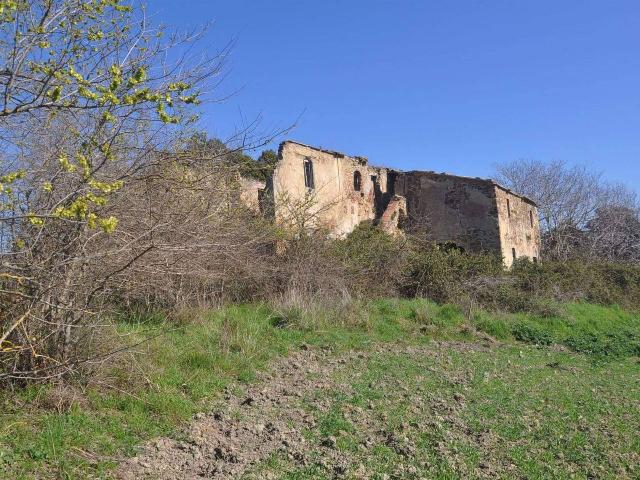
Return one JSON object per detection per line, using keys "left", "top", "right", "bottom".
{"left": 353, "top": 171, "right": 361, "bottom": 191}
{"left": 303, "top": 158, "right": 314, "bottom": 189}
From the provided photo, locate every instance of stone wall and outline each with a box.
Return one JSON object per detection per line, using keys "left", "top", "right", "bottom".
{"left": 379, "top": 195, "right": 407, "bottom": 237}
{"left": 394, "top": 172, "right": 502, "bottom": 253}
{"left": 494, "top": 186, "right": 541, "bottom": 267}
{"left": 271, "top": 141, "right": 400, "bottom": 236}
{"left": 238, "top": 177, "right": 266, "bottom": 214}
{"left": 262, "top": 140, "right": 541, "bottom": 266}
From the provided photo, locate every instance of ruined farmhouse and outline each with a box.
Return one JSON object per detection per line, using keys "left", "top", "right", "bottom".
{"left": 253, "top": 140, "right": 540, "bottom": 267}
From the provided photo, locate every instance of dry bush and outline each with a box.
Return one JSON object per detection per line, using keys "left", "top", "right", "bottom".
{"left": 402, "top": 241, "right": 504, "bottom": 302}
{"left": 333, "top": 222, "right": 409, "bottom": 297}
{"left": 100, "top": 157, "right": 279, "bottom": 310}
{"left": 103, "top": 159, "right": 356, "bottom": 314}
{"left": 267, "top": 293, "right": 370, "bottom": 332}
{"left": 0, "top": 0, "right": 238, "bottom": 383}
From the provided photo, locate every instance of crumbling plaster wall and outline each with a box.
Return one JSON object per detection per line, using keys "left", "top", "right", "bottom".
{"left": 494, "top": 187, "right": 541, "bottom": 267}
{"left": 272, "top": 141, "right": 395, "bottom": 236}
{"left": 394, "top": 172, "right": 502, "bottom": 253}
{"left": 379, "top": 195, "right": 407, "bottom": 237}
{"left": 238, "top": 177, "right": 266, "bottom": 214}
{"left": 265, "top": 140, "right": 541, "bottom": 268}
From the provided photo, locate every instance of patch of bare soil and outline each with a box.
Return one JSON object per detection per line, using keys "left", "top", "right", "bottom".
{"left": 117, "top": 342, "right": 489, "bottom": 479}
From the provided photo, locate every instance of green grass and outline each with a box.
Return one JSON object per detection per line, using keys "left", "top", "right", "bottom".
{"left": 1, "top": 300, "right": 638, "bottom": 478}
{"left": 264, "top": 344, "right": 639, "bottom": 479}
{"left": 471, "top": 303, "right": 640, "bottom": 358}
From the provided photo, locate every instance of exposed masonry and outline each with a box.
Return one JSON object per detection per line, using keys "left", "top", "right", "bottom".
{"left": 249, "top": 140, "right": 540, "bottom": 266}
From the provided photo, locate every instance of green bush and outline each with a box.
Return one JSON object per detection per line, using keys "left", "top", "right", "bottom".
{"left": 511, "top": 321, "right": 554, "bottom": 345}
{"left": 469, "top": 302, "right": 640, "bottom": 358}
{"left": 388, "top": 235, "right": 640, "bottom": 313}
{"left": 563, "top": 330, "right": 640, "bottom": 358}
{"left": 435, "top": 304, "right": 465, "bottom": 327}
{"left": 402, "top": 244, "right": 503, "bottom": 303}
{"left": 333, "top": 222, "right": 408, "bottom": 297}
{"left": 508, "top": 259, "right": 640, "bottom": 310}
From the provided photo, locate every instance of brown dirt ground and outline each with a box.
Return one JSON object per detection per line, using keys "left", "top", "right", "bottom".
{"left": 116, "top": 342, "right": 489, "bottom": 479}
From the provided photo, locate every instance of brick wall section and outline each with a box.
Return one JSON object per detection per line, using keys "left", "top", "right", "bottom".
{"left": 394, "top": 172, "right": 502, "bottom": 253}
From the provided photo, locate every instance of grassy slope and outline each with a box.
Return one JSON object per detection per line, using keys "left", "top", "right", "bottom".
{"left": 247, "top": 344, "right": 638, "bottom": 479}
{"left": 1, "top": 300, "right": 639, "bottom": 479}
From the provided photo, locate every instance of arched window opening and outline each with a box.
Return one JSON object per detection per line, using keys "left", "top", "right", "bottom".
{"left": 303, "top": 158, "right": 314, "bottom": 189}
{"left": 507, "top": 198, "right": 511, "bottom": 218}
{"left": 529, "top": 210, "right": 534, "bottom": 228}
{"left": 353, "top": 170, "right": 362, "bottom": 191}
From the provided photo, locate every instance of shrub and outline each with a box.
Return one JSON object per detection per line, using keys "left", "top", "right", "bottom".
{"left": 564, "top": 330, "right": 640, "bottom": 358}
{"left": 333, "top": 222, "right": 408, "bottom": 297}
{"left": 402, "top": 243, "right": 503, "bottom": 303}
{"left": 511, "top": 321, "right": 554, "bottom": 345}
{"left": 509, "top": 259, "right": 640, "bottom": 310}
{"left": 435, "top": 304, "right": 465, "bottom": 327}
{"left": 268, "top": 304, "right": 309, "bottom": 330}
{"left": 409, "top": 303, "right": 434, "bottom": 325}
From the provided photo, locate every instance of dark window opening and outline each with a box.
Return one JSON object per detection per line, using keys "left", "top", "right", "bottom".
{"left": 529, "top": 210, "right": 534, "bottom": 228}
{"left": 512, "top": 248, "right": 516, "bottom": 261}
{"left": 353, "top": 170, "right": 362, "bottom": 191}
{"left": 303, "top": 158, "right": 314, "bottom": 189}
{"left": 507, "top": 198, "right": 511, "bottom": 218}
{"left": 370, "top": 175, "right": 384, "bottom": 218}
{"left": 532, "top": 256, "right": 538, "bottom": 264}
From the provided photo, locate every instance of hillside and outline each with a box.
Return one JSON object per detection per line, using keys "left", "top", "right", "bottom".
{"left": 2, "top": 300, "right": 638, "bottom": 479}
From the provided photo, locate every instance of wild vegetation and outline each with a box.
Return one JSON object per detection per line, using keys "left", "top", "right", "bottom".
{"left": 0, "top": 2, "right": 639, "bottom": 479}
{"left": 1, "top": 0, "right": 638, "bottom": 386}
{"left": 0, "top": 0, "right": 286, "bottom": 383}
{"left": 1, "top": 300, "right": 638, "bottom": 478}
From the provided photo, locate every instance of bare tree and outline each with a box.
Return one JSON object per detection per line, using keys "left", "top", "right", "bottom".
{"left": 495, "top": 158, "right": 638, "bottom": 261}
{"left": 586, "top": 205, "right": 640, "bottom": 263}
{"left": 101, "top": 149, "right": 281, "bottom": 309}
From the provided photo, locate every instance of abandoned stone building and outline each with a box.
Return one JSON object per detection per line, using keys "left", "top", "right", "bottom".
{"left": 255, "top": 140, "right": 540, "bottom": 267}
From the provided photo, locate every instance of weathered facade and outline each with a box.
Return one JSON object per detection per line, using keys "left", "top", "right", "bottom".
{"left": 259, "top": 140, "right": 540, "bottom": 266}
{"left": 239, "top": 176, "right": 266, "bottom": 214}
{"left": 267, "top": 141, "right": 404, "bottom": 236}
{"left": 495, "top": 186, "right": 541, "bottom": 266}
{"left": 394, "top": 171, "right": 540, "bottom": 267}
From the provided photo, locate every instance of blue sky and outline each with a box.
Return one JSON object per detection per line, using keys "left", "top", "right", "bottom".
{"left": 152, "top": 0, "right": 640, "bottom": 189}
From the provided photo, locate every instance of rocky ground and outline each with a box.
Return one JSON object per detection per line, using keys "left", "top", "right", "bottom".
{"left": 116, "top": 343, "right": 466, "bottom": 479}
{"left": 117, "top": 344, "right": 367, "bottom": 479}
{"left": 117, "top": 340, "right": 639, "bottom": 479}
